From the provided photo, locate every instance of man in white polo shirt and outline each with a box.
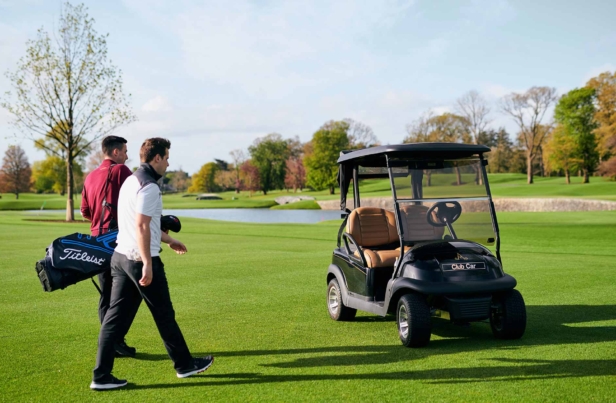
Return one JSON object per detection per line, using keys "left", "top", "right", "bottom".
{"left": 90, "top": 138, "right": 213, "bottom": 391}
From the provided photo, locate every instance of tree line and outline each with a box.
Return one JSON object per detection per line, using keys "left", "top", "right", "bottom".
{"left": 3, "top": 69, "right": 615, "bottom": 199}
{"left": 185, "top": 72, "right": 616, "bottom": 195}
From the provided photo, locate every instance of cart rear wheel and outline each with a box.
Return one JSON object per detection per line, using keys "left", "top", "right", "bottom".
{"left": 490, "top": 289, "right": 526, "bottom": 339}
{"left": 397, "top": 293, "right": 431, "bottom": 347}
{"left": 327, "top": 279, "right": 356, "bottom": 321}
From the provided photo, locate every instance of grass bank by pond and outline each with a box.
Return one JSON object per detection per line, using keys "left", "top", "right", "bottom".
{"left": 1, "top": 210, "right": 615, "bottom": 401}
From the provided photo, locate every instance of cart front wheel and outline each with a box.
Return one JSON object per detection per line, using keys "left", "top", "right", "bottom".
{"left": 397, "top": 293, "right": 431, "bottom": 347}
{"left": 490, "top": 289, "right": 526, "bottom": 339}
{"left": 327, "top": 279, "right": 356, "bottom": 321}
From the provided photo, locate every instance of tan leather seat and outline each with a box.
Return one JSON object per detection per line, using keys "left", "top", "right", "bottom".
{"left": 347, "top": 207, "right": 400, "bottom": 268}
{"left": 399, "top": 204, "right": 444, "bottom": 241}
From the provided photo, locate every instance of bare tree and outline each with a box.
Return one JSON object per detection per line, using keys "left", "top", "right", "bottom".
{"left": 0, "top": 145, "right": 32, "bottom": 199}
{"left": 1, "top": 3, "right": 136, "bottom": 220}
{"left": 229, "top": 149, "right": 246, "bottom": 194}
{"left": 455, "top": 90, "right": 491, "bottom": 144}
{"left": 86, "top": 146, "right": 106, "bottom": 172}
{"left": 455, "top": 91, "right": 491, "bottom": 184}
{"left": 344, "top": 118, "right": 379, "bottom": 149}
{"left": 500, "top": 86, "right": 557, "bottom": 184}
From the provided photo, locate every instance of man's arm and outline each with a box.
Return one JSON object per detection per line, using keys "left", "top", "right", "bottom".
{"left": 161, "top": 231, "right": 187, "bottom": 254}
{"left": 136, "top": 213, "right": 153, "bottom": 286}
{"left": 81, "top": 186, "right": 91, "bottom": 221}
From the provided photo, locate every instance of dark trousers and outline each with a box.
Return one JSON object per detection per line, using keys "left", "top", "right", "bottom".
{"left": 98, "top": 270, "right": 138, "bottom": 341}
{"left": 93, "top": 252, "right": 194, "bottom": 381}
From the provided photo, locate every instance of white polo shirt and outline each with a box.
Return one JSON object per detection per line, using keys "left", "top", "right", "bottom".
{"left": 115, "top": 175, "right": 162, "bottom": 259}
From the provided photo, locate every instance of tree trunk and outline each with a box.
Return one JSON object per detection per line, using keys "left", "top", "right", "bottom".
{"left": 473, "top": 166, "right": 483, "bottom": 186}
{"left": 583, "top": 169, "right": 589, "bottom": 184}
{"left": 15, "top": 192, "right": 19, "bottom": 200}
{"left": 455, "top": 167, "right": 462, "bottom": 186}
{"left": 329, "top": 186, "right": 335, "bottom": 195}
{"left": 565, "top": 169, "right": 570, "bottom": 184}
{"left": 425, "top": 170, "right": 432, "bottom": 187}
{"left": 66, "top": 152, "right": 75, "bottom": 221}
{"left": 526, "top": 155, "right": 534, "bottom": 184}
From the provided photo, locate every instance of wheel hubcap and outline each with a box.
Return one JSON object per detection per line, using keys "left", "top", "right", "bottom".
{"left": 399, "top": 304, "right": 409, "bottom": 339}
{"left": 328, "top": 287, "right": 339, "bottom": 313}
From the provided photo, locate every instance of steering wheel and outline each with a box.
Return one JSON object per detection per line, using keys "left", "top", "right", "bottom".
{"left": 426, "top": 201, "right": 462, "bottom": 227}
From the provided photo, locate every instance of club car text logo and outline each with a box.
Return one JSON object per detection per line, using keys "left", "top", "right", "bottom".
{"left": 59, "top": 248, "right": 106, "bottom": 266}
{"left": 442, "top": 262, "right": 485, "bottom": 271}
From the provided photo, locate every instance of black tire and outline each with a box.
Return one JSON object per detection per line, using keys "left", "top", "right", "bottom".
{"left": 327, "top": 279, "right": 357, "bottom": 321}
{"left": 490, "top": 289, "right": 527, "bottom": 340}
{"left": 396, "top": 293, "right": 431, "bottom": 347}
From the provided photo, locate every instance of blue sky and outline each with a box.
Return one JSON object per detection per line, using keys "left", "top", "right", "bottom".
{"left": 1, "top": 0, "right": 614, "bottom": 173}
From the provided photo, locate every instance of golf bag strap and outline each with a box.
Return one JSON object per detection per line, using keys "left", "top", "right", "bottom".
{"left": 91, "top": 276, "right": 102, "bottom": 295}
{"left": 98, "top": 164, "right": 117, "bottom": 235}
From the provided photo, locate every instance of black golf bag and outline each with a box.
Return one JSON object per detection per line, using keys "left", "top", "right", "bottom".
{"left": 35, "top": 231, "right": 118, "bottom": 292}
{"left": 34, "top": 215, "right": 182, "bottom": 292}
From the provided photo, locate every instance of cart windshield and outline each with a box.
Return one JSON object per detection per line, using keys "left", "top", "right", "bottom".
{"left": 388, "top": 158, "right": 496, "bottom": 247}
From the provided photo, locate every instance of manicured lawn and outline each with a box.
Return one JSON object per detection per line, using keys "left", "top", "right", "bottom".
{"left": 1, "top": 210, "right": 615, "bottom": 401}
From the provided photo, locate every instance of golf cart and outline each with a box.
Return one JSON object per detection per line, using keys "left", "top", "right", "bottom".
{"left": 326, "top": 143, "right": 526, "bottom": 347}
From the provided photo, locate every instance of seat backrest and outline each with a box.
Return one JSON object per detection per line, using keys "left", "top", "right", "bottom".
{"left": 347, "top": 207, "right": 398, "bottom": 247}
{"left": 399, "top": 204, "right": 444, "bottom": 241}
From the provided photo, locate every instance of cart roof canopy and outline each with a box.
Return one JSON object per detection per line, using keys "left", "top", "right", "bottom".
{"left": 337, "top": 143, "right": 491, "bottom": 166}
{"left": 337, "top": 143, "right": 491, "bottom": 211}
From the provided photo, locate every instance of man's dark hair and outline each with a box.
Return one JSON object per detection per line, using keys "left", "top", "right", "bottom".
{"left": 102, "top": 136, "right": 128, "bottom": 156}
{"left": 140, "top": 138, "right": 171, "bottom": 163}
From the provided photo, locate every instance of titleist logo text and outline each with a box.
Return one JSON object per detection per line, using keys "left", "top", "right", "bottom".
{"left": 58, "top": 248, "right": 106, "bottom": 265}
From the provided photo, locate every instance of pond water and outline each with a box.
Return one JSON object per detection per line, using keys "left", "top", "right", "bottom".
{"left": 29, "top": 208, "right": 343, "bottom": 224}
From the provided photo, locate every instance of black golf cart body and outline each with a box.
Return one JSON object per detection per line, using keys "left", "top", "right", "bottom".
{"left": 326, "top": 143, "right": 526, "bottom": 346}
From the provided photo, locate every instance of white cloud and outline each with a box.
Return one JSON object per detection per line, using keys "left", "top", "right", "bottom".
{"left": 141, "top": 95, "right": 172, "bottom": 112}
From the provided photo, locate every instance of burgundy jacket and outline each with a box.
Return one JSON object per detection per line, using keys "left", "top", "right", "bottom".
{"left": 81, "top": 159, "right": 133, "bottom": 236}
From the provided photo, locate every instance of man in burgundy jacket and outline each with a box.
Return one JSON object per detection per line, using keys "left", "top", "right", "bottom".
{"left": 81, "top": 136, "right": 137, "bottom": 357}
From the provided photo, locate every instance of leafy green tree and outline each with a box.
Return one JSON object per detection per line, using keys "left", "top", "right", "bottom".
{"left": 248, "top": 133, "right": 289, "bottom": 195}
{"left": 31, "top": 156, "right": 83, "bottom": 194}
{"left": 188, "top": 162, "right": 220, "bottom": 193}
{"left": 554, "top": 87, "right": 599, "bottom": 183}
{"left": 543, "top": 125, "right": 580, "bottom": 184}
{"left": 0, "top": 145, "right": 31, "bottom": 199}
{"left": 482, "top": 128, "right": 516, "bottom": 173}
{"left": 305, "top": 120, "right": 350, "bottom": 194}
{"left": 1, "top": 3, "right": 136, "bottom": 220}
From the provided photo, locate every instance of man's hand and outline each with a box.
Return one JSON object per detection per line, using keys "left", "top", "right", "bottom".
{"left": 139, "top": 261, "right": 153, "bottom": 287}
{"left": 169, "top": 238, "right": 187, "bottom": 254}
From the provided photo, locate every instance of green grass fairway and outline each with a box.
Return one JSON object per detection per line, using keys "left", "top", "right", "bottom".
{"left": 1, "top": 211, "right": 616, "bottom": 401}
